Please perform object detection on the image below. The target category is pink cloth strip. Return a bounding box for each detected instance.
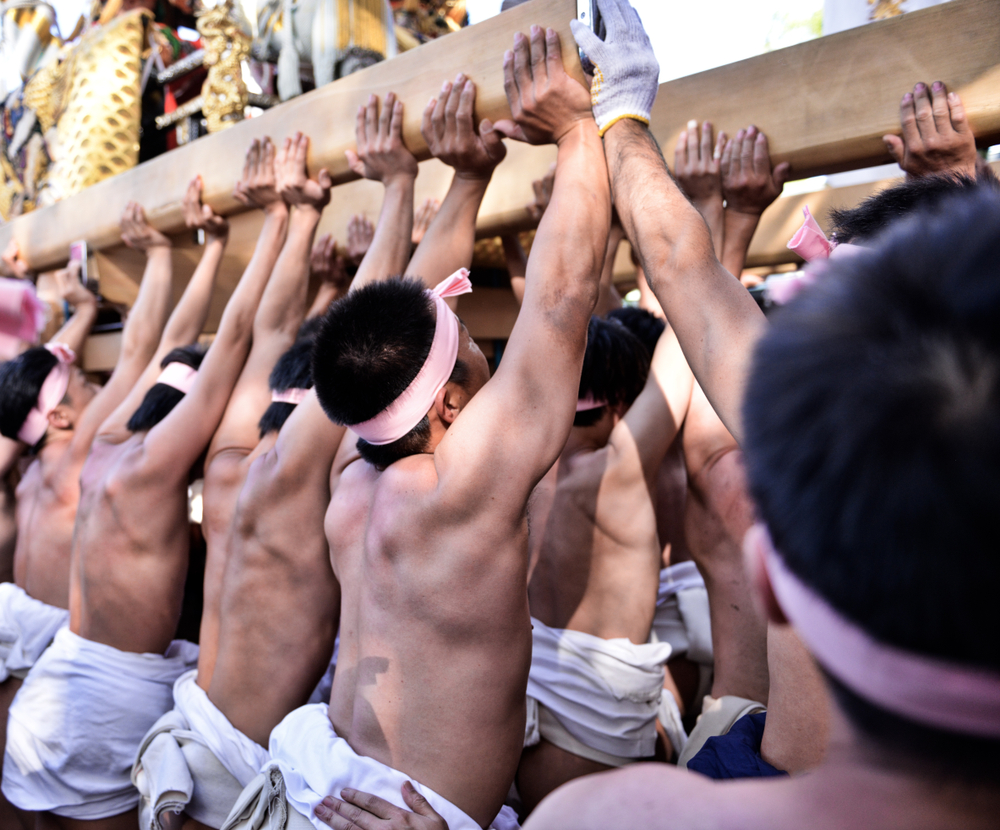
[17,343,76,445]
[765,542,1000,737]
[271,387,309,405]
[575,395,607,412]
[786,206,832,262]
[156,362,198,394]
[352,269,473,446]
[774,208,866,305]
[0,279,47,360]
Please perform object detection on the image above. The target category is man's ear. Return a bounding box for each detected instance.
[47,404,74,432]
[434,383,465,427]
[743,522,789,626]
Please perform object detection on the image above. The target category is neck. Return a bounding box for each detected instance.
[563,421,613,457]
[37,428,73,459]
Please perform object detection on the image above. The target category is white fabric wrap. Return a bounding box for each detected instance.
[0,582,69,682]
[222,704,519,830]
[650,561,713,665]
[2,627,198,819]
[132,669,270,829]
[525,617,672,759]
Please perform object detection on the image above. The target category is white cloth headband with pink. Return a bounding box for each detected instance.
[156,363,198,394]
[18,343,76,445]
[352,270,473,446]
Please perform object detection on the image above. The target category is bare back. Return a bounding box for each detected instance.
[69,435,191,654]
[327,453,532,828]
[13,447,81,609]
[207,440,340,747]
[527,444,661,646]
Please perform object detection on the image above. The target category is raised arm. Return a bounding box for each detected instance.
[609,326,693,488]
[345,92,420,292]
[720,126,789,279]
[305,235,350,318]
[49,260,98,357]
[97,176,230,440]
[67,202,175,458]
[580,0,765,442]
[436,26,609,512]
[674,119,727,259]
[505,165,555,307]
[140,142,316,477]
[406,74,507,288]
[206,133,330,467]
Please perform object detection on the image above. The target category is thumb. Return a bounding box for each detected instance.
[318,169,333,189]
[883,134,904,165]
[772,161,791,190]
[345,149,364,177]
[401,782,438,820]
[480,119,507,162]
[490,119,527,143]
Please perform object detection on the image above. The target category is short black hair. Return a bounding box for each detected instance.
[829,173,997,244]
[574,317,650,427]
[606,306,665,357]
[742,189,1000,776]
[126,344,205,433]
[312,277,469,468]
[0,346,60,448]
[258,336,316,438]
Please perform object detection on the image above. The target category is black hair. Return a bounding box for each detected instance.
[312,277,469,469]
[606,306,665,357]
[574,316,650,428]
[742,189,1000,777]
[126,344,205,433]
[829,173,998,244]
[297,315,324,342]
[258,337,316,438]
[0,347,60,448]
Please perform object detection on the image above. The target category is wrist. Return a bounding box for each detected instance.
[382,172,417,191]
[145,243,172,258]
[453,168,495,184]
[290,204,324,224]
[263,201,289,217]
[555,116,599,148]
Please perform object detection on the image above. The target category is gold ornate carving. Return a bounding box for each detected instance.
[338,0,389,56]
[868,0,906,21]
[47,10,146,200]
[21,57,69,135]
[197,0,250,133]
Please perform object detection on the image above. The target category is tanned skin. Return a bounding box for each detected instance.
[517,328,694,811]
[207,99,423,749]
[321,28,610,828]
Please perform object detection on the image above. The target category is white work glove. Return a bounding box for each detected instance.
[570,0,660,137]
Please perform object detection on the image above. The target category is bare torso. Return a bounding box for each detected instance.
[69,434,191,654]
[656,439,691,568]
[13,444,81,609]
[207,439,340,747]
[326,454,531,828]
[527,445,661,645]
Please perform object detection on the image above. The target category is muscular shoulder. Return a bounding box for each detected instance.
[525,763,730,830]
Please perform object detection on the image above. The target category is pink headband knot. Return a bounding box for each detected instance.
[352,269,473,446]
[271,387,309,405]
[764,540,1000,737]
[156,362,198,394]
[773,207,866,305]
[17,342,77,445]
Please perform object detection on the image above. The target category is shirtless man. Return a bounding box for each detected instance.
[515,316,694,810]
[224,28,611,830]
[132,119,422,828]
[521,2,1000,827]
[1,143,283,830]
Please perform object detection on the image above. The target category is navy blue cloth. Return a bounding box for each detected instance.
[687,712,788,780]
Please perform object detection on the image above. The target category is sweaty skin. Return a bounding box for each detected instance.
[323,27,611,828]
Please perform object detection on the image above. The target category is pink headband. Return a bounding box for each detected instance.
[352,269,473,446]
[576,395,607,412]
[18,342,76,445]
[764,541,1000,737]
[156,362,198,394]
[0,278,47,359]
[772,207,867,305]
[271,387,309,405]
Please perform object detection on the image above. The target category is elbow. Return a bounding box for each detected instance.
[641,214,716,296]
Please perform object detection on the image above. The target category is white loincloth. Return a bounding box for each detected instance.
[649,561,713,665]
[220,704,520,830]
[2,627,198,819]
[524,617,684,763]
[132,669,270,830]
[0,582,69,683]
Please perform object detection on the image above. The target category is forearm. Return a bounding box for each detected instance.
[50,299,98,356]
[306,282,341,319]
[406,173,491,287]
[593,225,625,317]
[253,206,317,337]
[161,236,227,349]
[696,198,725,260]
[721,210,760,278]
[120,247,173,363]
[352,176,415,290]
